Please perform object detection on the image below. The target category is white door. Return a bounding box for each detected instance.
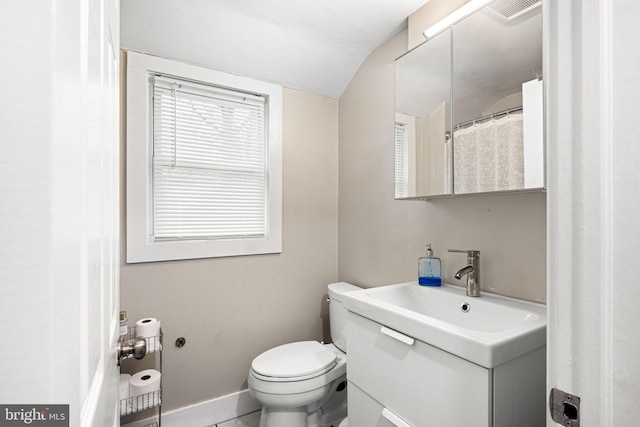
[546,0,640,425]
[0,1,121,426]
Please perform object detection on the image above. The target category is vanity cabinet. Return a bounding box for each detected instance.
[346,312,545,427]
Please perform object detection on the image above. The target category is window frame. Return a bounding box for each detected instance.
[126,51,282,263]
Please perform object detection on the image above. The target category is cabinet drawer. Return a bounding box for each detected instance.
[347,312,490,427]
[348,381,411,427]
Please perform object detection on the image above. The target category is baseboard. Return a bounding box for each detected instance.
[122,389,261,427]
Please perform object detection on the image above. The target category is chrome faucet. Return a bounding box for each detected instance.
[448,249,481,297]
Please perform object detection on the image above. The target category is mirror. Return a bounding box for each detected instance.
[395,28,451,199]
[394,0,543,199]
[452,3,543,195]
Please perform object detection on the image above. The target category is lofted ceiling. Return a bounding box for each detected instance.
[121,0,428,99]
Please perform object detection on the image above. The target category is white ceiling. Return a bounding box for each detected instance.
[121,0,428,99]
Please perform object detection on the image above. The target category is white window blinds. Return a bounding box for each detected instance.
[152,75,267,240]
[394,122,408,198]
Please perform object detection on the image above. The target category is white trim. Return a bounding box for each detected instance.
[125,51,283,263]
[121,389,261,427]
[598,1,614,424]
[546,0,640,424]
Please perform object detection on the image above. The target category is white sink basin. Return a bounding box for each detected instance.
[342,282,546,368]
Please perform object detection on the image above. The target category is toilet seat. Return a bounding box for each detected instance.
[251,341,337,382]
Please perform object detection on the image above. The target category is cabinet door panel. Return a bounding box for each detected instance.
[348,381,404,427]
[347,312,490,427]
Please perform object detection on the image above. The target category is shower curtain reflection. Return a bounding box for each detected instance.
[453,111,524,194]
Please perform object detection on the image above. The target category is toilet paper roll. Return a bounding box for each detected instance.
[136,317,160,337]
[130,369,161,411]
[136,318,161,353]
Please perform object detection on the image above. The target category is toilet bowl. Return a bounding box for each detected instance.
[248,282,360,427]
[248,342,347,426]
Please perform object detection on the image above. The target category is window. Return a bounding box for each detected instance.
[394,113,416,198]
[394,122,408,198]
[126,52,282,263]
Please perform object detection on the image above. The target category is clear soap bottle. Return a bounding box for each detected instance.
[418,243,442,286]
[119,311,129,343]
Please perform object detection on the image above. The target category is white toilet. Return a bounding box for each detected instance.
[248,282,360,427]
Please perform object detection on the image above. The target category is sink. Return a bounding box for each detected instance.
[342,282,546,368]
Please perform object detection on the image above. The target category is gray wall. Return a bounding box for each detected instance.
[337,29,546,303]
[120,82,339,411]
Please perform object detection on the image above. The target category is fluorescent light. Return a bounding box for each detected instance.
[423,0,495,39]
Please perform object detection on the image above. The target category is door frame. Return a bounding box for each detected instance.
[546,0,640,425]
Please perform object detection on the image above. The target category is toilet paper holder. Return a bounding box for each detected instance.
[117,337,147,365]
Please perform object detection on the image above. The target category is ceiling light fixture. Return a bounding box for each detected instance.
[423,0,494,39]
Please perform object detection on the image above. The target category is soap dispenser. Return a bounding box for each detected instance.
[418,243,442,286]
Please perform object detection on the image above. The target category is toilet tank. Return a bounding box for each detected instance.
[328,282,361,352]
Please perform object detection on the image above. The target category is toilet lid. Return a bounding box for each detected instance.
[251,341,337,379]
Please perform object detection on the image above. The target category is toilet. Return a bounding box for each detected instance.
[248,282,360,427]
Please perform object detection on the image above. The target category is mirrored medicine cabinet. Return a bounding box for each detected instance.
[394,0,543,199]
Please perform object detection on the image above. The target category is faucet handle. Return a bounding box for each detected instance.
[447,249,480,257]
